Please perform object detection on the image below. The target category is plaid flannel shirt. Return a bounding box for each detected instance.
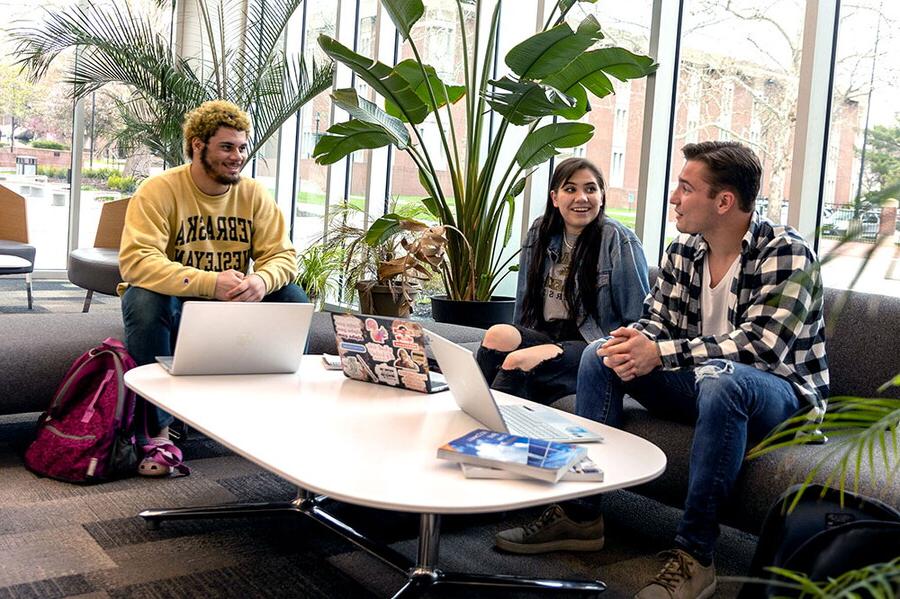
[634,213,829,412]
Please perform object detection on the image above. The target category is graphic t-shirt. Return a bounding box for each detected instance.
[543,236,577,322]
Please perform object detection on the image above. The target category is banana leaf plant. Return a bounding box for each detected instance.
[10,0,334,167]
[313,0,657,301]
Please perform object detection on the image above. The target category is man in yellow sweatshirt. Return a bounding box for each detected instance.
[118,100,307,476]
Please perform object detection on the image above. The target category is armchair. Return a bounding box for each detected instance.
[67,197,130,312]
[0,185,36,310]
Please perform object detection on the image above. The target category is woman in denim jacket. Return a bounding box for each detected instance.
[476,158,650,404]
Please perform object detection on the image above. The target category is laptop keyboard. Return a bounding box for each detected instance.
[499,405,568,440]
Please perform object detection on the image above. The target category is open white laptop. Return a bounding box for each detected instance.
[424,329,602,443]
[155,301,314,375]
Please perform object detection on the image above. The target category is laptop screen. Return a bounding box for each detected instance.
[332,313,434,392]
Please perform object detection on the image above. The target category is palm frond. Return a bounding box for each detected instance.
[247,55,334,163]
[112,96,193,166]
[240,0,302,80]
[758,557,900,598]
[10,0,334,166]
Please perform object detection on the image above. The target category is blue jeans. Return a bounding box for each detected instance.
[122,283,309,439]
[575,338,800,562]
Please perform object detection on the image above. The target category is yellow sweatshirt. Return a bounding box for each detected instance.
[118,164,296,298]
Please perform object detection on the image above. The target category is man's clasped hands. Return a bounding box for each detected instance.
[214,269,267,302]
[598,328,663,382]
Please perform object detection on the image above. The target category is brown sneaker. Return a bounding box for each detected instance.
[635,548,716,599]
[494,504,605,554]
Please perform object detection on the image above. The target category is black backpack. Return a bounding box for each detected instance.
[739,483,900,598]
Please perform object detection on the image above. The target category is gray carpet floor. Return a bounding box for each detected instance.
[0,412,759,599]
[0,278,121,314]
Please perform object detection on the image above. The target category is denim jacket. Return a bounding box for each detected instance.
[513,216,650,342]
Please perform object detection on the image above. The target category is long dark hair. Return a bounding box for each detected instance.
[520,157,607,330]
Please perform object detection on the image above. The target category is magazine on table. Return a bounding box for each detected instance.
[436,428,586,483]
[459,455,604,482]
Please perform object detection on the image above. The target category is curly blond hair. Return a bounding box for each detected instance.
[182,100,252,160]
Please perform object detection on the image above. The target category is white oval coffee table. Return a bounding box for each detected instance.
[126,357,666,596]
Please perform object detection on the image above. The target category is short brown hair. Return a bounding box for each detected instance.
[682,141,762,212]
[182,100,252,160]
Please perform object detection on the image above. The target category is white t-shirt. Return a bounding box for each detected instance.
[701,254,741,337]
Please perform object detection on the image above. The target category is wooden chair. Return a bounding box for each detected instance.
[0,185,36,309]
[67,197,130,312]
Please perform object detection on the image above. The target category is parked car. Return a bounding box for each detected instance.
[823,208,879,240]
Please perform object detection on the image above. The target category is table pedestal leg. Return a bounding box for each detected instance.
[390,514,606,598]
[139,491,311,530]
[139,490,607,595]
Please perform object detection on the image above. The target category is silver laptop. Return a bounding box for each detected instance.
[424,329,602,443]
[156,301,314,375]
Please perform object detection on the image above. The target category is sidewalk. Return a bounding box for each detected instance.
[820,236,900,296]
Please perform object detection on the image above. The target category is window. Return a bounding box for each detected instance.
[292,1,339,251]
[561,1,653,233]
[667,1,807,243]
[820,1,900,297]
[386,0,470,214]
[0,0,168,270]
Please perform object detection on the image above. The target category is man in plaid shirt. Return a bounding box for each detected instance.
[494,142,828,599]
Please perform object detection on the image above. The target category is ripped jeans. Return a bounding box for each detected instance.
[575,339,800,562]
[475,325,586,405]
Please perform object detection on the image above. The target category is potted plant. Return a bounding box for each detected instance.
[295,243,345,309]
[322,202,449,317]
[312,0,657,325]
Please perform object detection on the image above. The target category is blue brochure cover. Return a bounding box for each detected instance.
[437,428,587,483]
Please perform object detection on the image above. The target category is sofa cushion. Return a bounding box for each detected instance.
[0,311,125,416]
[823,287,900,399]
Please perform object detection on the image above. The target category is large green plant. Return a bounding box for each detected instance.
[312,0,657,301]
[10,0,334,167]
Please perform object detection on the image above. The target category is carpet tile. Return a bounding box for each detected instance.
[0,575,96,599]
[216,472,297,504]
[0,280,119,315]
[105,555,375,599]
[0,526,116,587]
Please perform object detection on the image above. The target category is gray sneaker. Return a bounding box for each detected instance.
[494,504,605,554]
[634,549,716,599]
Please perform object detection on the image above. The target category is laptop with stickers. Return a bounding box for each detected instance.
[331,313,448,394]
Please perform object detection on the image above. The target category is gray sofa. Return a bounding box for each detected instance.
[2,291,898,538]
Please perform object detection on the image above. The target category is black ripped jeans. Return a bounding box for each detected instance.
[475,324,587,405]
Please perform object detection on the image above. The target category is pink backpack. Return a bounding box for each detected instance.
[24,338,139,483]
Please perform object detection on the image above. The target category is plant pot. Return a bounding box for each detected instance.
[356,281,419,317]
[430,295,515,329]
